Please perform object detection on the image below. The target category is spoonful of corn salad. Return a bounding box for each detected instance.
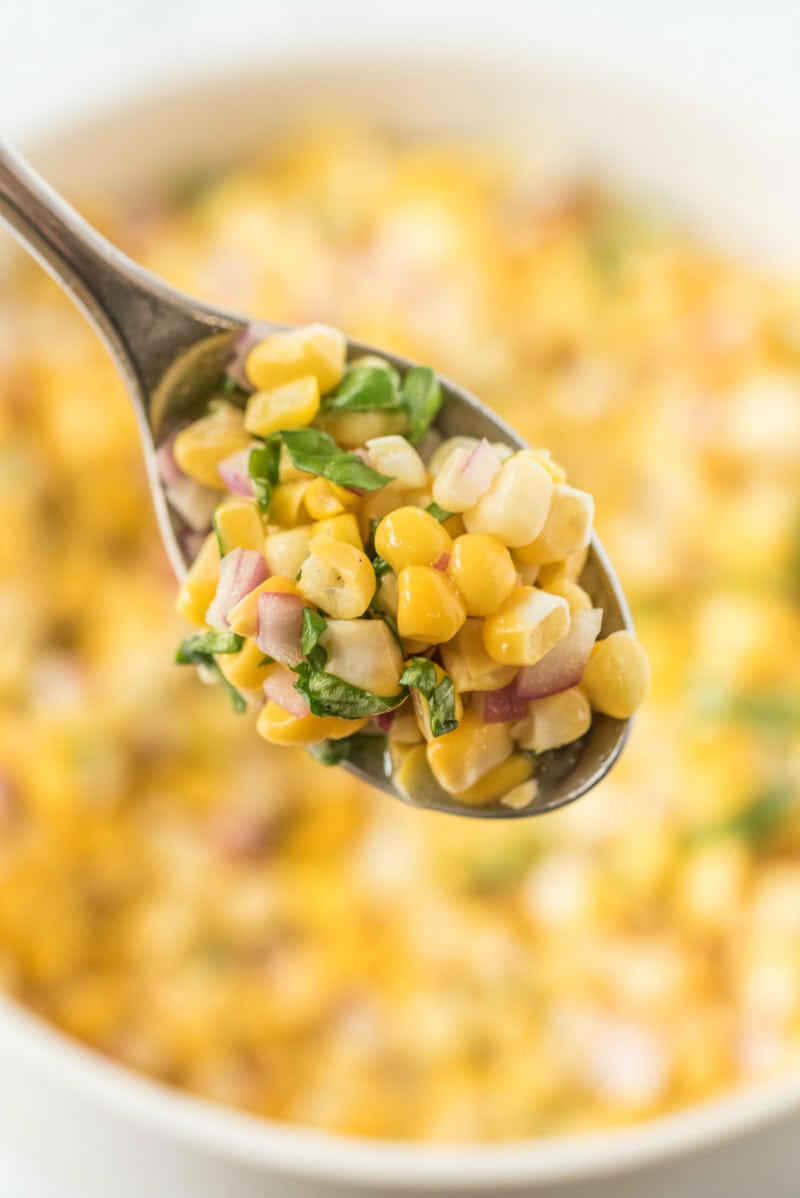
[0,143,647,816]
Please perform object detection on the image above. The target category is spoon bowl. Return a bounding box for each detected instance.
[0,140,634,817]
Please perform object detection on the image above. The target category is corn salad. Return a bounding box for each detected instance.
[170,326,647,809]
[0,125,799,1141]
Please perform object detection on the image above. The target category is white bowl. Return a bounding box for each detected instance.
[1,55,800,1198]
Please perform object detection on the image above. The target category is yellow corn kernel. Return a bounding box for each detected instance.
[463,455,554,547]
[513,686,592,753]
[374,570,399,618]
[440,619,517,692]
[244,376,320,438]
[357,486,401,541]
[426,707,514,794]
[311,512,363,549]
[316,408,408,448]
[297,535,375,619]
[217,638,274,693]
[320,619,404,696]
[392,743,440,801]
[173,402,252,489]
[365,435,427,488]
[447,533,517,617]
[538,546,589,586]
[540,574,594,612]
[175,533,219,626]
[374,507,452,572]
[245,323,346,394]
[410,663,464,741]
[402,485,434,510]
[483,586,571,665]
[304,477,356,520]
[264,526,314,577]
[396,566,466,644]
[581,630,650,719]
[514,484,594,565]
[442,512,466,538]
[212,498,265,554]
[269,480,311,527]
[458,753,534,806]
[277,442,308,482]
[228,576,301,637]
[517,448,568,484]
[256,701,368,746]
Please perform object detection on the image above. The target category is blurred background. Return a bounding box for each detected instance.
[1,2,799,1196]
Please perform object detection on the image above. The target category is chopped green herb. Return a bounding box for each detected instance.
[372,555,392,577]
[277,428,393,491]
[308,731,388,767]
[301,609,328,669]
[221,374,240,396]
[175,631,247,714]
[321,366,402,414]
[292,662,405,719]
[249,443,281,512]
[425,502,453,523]
[400,366,442,444]
[399,657,459,738]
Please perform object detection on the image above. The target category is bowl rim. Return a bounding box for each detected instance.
[4,50,800,1188]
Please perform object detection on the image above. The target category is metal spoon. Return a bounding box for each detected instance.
[0,140,634,819]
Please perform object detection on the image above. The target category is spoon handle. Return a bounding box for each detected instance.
[0,141,240,413]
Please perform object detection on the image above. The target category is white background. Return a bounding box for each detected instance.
[1,1,799,1193]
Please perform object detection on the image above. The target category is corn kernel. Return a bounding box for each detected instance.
[264,526,313,577]
[458,753,534,806]
[244,376,320,438]
[483,586,571,665]
[426,708,514,794]
[440,619,517,692]
[212,499,265,554]
[447,534,517,616]
[245,323,346,394]
[175,533,220,626]
[515,484,594,564]
[297,535,375,619]
[396,566,466,644]
[217,638,274,693]
[513,686,592,752]
[311,512,363,549]
[320,619,404,695]
[431,444,500,512]
[374,570,399,618]
[538,547,589,586]
[517,448,568,483]
[256,701,368,746]
[581,630,650,718]
[228,576,301,637]
[427,436,478,474]
[268,480,311,527]
[540,575,594,612]
[365,435,427,488]
[173,402,252,489]
[374,507,452,572]
[316,408,408,448]
[357,486,402,541]
[304,477,356,520]
[463,455,554,547]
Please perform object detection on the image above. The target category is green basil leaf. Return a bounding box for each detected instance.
[278,428,392,492]
[175,631,244,662]
[372,555,392,577]
[307,731,388,767]
[425,502,453,523]
[321,366,402,414]
[249,443,280,512]
[399,656,459,738]
[293,662,405,719]
[400,366,442,444]
[301,608,328,669]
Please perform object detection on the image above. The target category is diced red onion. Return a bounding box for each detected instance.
[263,667,310,718]
[375,710,396,733]
[165,474,219,532]
[480,685,530,724]
[155,432,181,486]
[514,608,603,700]
[218,447,255,497]
[225,322,272,392]
[206,548,268,631]
[433,552,451,572]
[255,592,306,666]
[459,437,501,494]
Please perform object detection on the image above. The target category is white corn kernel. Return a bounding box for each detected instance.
[514,686,592,753]
[365,435,427,488]
[463,455,554,547]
